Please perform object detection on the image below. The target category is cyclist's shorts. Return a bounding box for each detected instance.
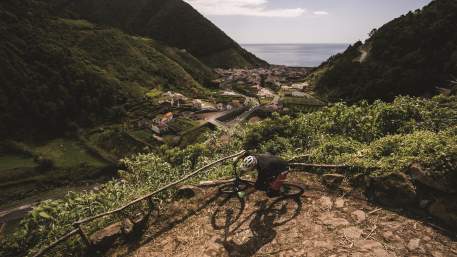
[269,171,288,191]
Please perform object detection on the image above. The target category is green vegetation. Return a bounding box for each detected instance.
[2,95,456,256]
[243,95,457,179]
[32,139,107,168]
[0,137,113,207]
[312,0,457,103]
[51,0,267,68]
[0,155,36,172]
[0,1,214,139]
[86,127,147,159]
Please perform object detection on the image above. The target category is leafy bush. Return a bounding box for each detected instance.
[0,135,243,256]
[3,95,457,256]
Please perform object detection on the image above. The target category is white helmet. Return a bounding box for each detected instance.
[242,156,257,170]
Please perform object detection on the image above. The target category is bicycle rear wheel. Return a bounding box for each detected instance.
[219,180,250,194]
[280,183,304,197]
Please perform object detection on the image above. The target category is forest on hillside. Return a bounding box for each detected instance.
[0,1,215,139]
[314,0,457,103]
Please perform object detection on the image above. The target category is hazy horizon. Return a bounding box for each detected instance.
[184,0,433,44]
[242,43,349,66]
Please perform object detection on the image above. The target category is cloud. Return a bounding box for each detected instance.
[184,0,306,18]
[313,11,329,16]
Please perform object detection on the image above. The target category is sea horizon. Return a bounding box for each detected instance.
[242,43,350,67]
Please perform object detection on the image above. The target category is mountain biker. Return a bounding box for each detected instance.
[236,152,289,197]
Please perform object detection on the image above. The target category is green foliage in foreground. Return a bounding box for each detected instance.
[0,141,241,257]
[244,95,457,180]
[2,96,457,256]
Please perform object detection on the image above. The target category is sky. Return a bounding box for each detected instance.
[184,0,433,44]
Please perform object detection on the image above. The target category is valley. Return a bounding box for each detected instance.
[0,65,324,232]
[1,0,457,256]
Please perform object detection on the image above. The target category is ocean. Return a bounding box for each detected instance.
[242,43,349,67]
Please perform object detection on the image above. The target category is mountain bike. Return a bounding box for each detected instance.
[218,162,304,198]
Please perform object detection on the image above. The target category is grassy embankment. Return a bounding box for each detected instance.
[2,95,457,257]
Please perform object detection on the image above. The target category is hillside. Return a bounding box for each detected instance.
[311,0,457,103]
[0,0,215,138]
[49,0,268,69]
[2,94,457,257]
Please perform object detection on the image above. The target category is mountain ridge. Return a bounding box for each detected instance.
[0,0,217,138]
[49,0,268,69]
[311,0,457,103]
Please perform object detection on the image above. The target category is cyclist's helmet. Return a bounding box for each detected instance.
[242,155,257,170]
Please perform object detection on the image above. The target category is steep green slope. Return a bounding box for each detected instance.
[312,0,457,103]
[2,95,457,257]
[0,0,212,138]
[50,0,268,68]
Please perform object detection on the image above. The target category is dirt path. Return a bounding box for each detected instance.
[114,173,457,257]
[358,49,368,63]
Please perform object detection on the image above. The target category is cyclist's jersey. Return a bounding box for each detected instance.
[254,154,289,190]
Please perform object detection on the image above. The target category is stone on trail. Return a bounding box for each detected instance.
[382,231,394,241]
[351,210,367,223]
[356,239,383,251]
[431,251,445,257]
[175,185,203,199]
[313,240,334,250]
[369,172,417,207]
[335,198,345,208]
[355,239,392,257]
[372,248,392,257]
[90,219,134,250]
[319,212,350,227]
[322,173,345,189]
[341,226,363,239]
[408,163,456,194]
[319,196,333,209]
[407,238,421,251]
[427,199,457,230]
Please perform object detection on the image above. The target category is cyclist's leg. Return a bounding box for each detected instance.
[255,172,269,191]
[270,171,288,191]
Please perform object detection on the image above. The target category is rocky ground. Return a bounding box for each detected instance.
[109,173,457,257]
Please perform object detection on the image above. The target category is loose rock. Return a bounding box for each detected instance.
[356,240,383,251]
[407,239,420,251]
[319,196,333,209]
[341,226,363,239]
[319,213,349,227]
[408,163,456,193]
[369,172,417,207]
[322,173,345,189]
[427,199,457,230]
[351,210,367,223]
[335,198,345,208]
[382,231,393,240]
[431,251,445,257]
[175,185,203,199]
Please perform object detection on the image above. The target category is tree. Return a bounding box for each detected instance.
[369,28,378,38]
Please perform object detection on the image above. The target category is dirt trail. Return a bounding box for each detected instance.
[113,173,457,257]
[358,49,368,63]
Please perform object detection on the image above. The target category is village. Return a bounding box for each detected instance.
[124,66,326,148]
